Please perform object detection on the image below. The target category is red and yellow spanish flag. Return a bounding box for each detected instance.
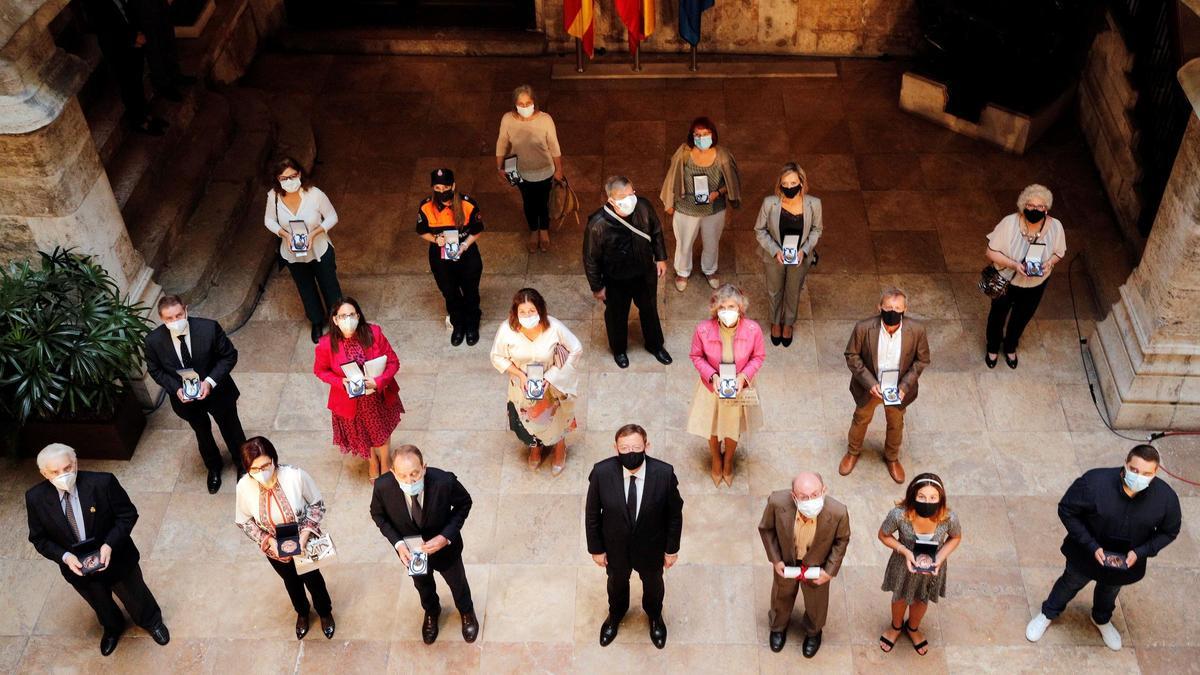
[564,0,595,58]
[616,0,656,54]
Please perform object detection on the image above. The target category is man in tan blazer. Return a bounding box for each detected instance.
[759,472,850,658]
[840,287,931,483]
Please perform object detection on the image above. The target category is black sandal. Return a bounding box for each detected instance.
[879,622,902,652]
[905,621,928,655]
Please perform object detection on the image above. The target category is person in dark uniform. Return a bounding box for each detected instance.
[417,168,485,347]
[80,0,166,135]
[128,0,195,101]
[582,175,673,369]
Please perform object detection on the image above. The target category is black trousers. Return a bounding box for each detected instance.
[268,556,332,616]
[517,177,553,231]
[411,556,474,615]
[429,246,483,331]
[71,562,163,634]
[986,281,1047,354]
[603,272,665,354]
[287,247,343,327]
[129,0,181,90]
[1041,563,1122,625]
[606,562,665,620]
[172,391,246,473]
[95,34,148,122]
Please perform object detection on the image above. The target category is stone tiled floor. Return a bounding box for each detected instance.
[3,53,1200,673]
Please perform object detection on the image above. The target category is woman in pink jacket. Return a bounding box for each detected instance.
[687,283,766,486]
[313,297,403,481]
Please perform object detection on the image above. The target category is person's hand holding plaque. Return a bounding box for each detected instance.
[421,535,449,555]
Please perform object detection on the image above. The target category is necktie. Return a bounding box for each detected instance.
[62,492,81,543]
[410,494,423,527]
[178,335,193,367]
[626,475,637,523]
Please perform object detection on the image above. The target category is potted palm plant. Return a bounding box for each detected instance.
[0,248,151,460]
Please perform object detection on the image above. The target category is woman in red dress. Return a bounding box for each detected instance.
[313,297,404,480]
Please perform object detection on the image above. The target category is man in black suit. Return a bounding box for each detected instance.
[26,444,169,656]
[80,0,167,135]
[144,294,246,493]
[585,423,684,649]
[370,444,479,645]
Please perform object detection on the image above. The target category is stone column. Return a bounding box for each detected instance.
[1088,56,1200,429]
[2,1,161,403]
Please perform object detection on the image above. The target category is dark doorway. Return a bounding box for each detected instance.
[286,0,536,30]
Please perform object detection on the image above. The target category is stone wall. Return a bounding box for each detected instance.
[1078,12,1144,249]
[535,0,920,57]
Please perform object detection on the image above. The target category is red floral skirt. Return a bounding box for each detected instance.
[332,392,404,459]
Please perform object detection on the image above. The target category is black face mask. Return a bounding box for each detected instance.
[618,451,646,471]
[1023,208,1046,224]
[914,501,940,518]
[780,185,802,199]
[880,309,903,327]
[436,190,454,204]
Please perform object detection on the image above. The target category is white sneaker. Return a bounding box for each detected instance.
[1025,613,1052,642]
[1092,619,1122,651]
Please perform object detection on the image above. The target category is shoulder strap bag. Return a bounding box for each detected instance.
[602,206,652,242]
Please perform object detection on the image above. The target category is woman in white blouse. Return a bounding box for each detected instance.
[264,156,343,344]
[489,288,583,475]
[983,184,1066,369]
[235,436,335,640]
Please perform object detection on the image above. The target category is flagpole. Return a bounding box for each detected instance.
[633,46,641,72]
[575,38,585,73]
[689,44,698,72]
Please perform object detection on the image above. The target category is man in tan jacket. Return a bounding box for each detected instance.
[840,287,931,483]
[758,472,851,659]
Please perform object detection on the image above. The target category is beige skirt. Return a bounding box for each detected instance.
[685,380,761,442]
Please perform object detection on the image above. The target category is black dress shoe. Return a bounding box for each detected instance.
[422,611,440,644]
[319,614,335,639]
[100,630,122,656]
[461,611,479,643]
[802,631,822,658]
[1004,353,1018,369]
[650,348,673,365]
[296,613,310,640]
[599,615,620,646]
[465,328,479,346]
[311,323,323,344]
[781,334,793,348]
[649,616,667,649]
[769,630,787,652]
[613,353,629,369]
[770,334,782,346]
[450,328,465,346]
[985,353,998,369]
[207,470,222,494]
[150,623,170,645]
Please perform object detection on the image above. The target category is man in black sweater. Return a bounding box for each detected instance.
[1025,444,1182,651]
[583,175,672,369]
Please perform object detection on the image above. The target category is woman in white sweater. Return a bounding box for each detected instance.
[489,288,583,475]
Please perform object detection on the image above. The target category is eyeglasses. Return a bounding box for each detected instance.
[335,313,358,321]
[278,174,300,181]
[248,463,274,474]
[794,490,823,501]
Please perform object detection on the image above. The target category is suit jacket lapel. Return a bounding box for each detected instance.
[780,499,797,563]
[45,484,74,542]
[78,476,96,539]
[802,197,813,245]
[613,463,632,527]
[866,321,881,374]
[900,322,914,373]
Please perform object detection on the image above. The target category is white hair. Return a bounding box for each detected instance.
[709,283,750,318]
[37,443,77,471]
[604,175,631,198]
[1016,184,1053,211]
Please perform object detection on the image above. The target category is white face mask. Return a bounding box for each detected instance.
[398,477,425,497]
[165,317,188,335]
[518,314,541,329]
[614,195,638,216]
[516,104,535,118]
[251,466,275,486]
[795,495,825,519]
[717,309,740,327]
[280,177,302,193]
[50,471,77,492]
[338,317,359,334]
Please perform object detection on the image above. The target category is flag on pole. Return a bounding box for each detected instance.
[565,0,595,57]
[679,0,714,47]
[615,0,657,54]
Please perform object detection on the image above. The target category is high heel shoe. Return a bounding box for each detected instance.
[985,353,998,369]
[770,324,782,346]
[781,327,794,348]
[1004,353,1018,369]
[527,444,543,470]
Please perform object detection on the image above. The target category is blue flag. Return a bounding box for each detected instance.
[679,0,715,47]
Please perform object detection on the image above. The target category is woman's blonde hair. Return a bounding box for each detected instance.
[708,283,749,318]
[773,162,807,200]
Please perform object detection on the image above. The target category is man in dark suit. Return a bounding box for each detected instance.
[370,444,479,645]
[144,294,246,493]
[840,287,931,483]
[585,423,684,649]
[758,472,851,658]
[26,444,169,656]
[80,0,167,135]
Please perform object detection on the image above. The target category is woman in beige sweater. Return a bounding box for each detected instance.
[496,85,564,252]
